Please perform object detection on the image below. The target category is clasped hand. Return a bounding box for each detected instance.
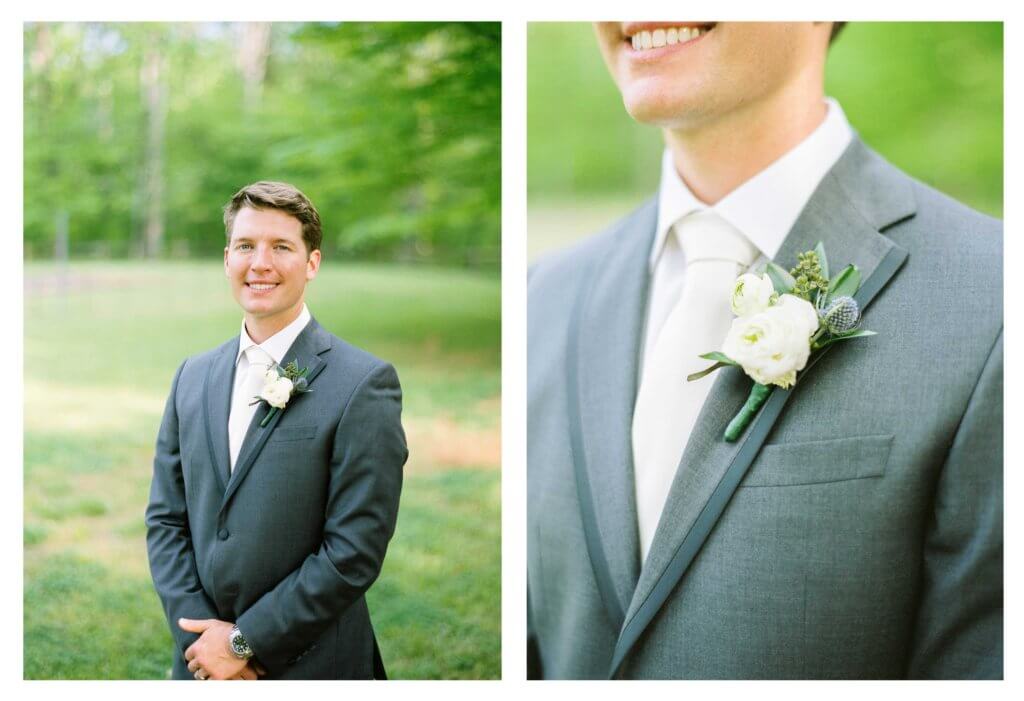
[179,618,265,680]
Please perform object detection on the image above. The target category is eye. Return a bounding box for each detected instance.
[237,242,252,251]
[275,244,292,251]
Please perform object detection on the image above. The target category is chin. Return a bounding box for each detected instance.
[621,85,710,128]
[238,297,275,317]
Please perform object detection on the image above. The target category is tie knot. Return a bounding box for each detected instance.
[244,345,273,369]
[675,210,759,268]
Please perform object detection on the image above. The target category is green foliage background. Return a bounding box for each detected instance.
[24,22,500,267]
[527,22,1002,257]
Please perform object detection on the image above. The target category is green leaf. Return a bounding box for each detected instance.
[687,362,730,382]
[814,241,829,281]
[815,329,876,350]
[765,262,796,295]
[698,351,739,365]
[828,264,861,300]
[834,329,876,339]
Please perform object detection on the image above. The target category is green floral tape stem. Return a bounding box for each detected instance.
[260,406,279,428]
[724,383,773,442]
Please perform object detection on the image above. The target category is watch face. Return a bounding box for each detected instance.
[231,630,251,657]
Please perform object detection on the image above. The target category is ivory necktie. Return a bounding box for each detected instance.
[228,345,274,472]
[632,210,759,563]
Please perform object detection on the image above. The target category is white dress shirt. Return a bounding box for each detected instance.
[228,304,312,470]
[641,98,854,373]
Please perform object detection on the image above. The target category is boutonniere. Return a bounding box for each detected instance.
[250,360,312,427]
[688,242,875,442]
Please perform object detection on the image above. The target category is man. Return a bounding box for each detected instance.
[527,22,1002,679]
[146,181,407,680]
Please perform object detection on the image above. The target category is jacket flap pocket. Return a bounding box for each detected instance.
[742,434,894,487]
[271,424,318,442]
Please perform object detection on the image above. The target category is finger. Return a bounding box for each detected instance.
[187,658,201,674]
[238,667,257,680]
[253,662,267,676]
[184,644,196,662]
[178,617,213,633]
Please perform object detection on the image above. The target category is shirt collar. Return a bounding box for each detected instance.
[651,97,854,271]
[235,303,312,366]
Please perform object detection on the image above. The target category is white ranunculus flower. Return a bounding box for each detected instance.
[260,376,294,409]
[730,272,775,317]
[264,367,280,384]
[722,294,820,389]
[774,293,821,337]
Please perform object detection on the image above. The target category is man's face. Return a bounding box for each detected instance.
[593,22,826,129]
[224,206,320,325]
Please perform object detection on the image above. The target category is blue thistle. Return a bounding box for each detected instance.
[821,296,860,334]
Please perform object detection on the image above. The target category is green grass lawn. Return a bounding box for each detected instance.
[23,260,501,679]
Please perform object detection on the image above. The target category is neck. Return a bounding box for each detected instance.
[663,71,827,205]
[244,302,303,345]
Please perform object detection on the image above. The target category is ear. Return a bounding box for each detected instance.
[224,245,230,276]
[306,249,322,281]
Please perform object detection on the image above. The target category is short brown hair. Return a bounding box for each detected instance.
[223,181,323,254]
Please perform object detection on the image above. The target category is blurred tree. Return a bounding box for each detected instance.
[140,31,168,258]
[23,22,501,268]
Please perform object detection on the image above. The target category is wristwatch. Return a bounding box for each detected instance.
[228,625,254,660]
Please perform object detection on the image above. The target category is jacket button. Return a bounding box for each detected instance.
[218,529,229,540]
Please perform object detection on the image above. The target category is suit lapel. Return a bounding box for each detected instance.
[568,198,657,629]
[609,138,916,677]
[220,318,332,512]
[203,341,237,494]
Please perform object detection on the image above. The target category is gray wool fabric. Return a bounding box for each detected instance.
[146,318,407,679]
[526,138,1003,679]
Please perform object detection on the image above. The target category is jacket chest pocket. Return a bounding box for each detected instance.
[270,425,318,442]
[741,434,894,487]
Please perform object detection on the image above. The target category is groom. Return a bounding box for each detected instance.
[527,22,1002,679]
[146,181,407,680]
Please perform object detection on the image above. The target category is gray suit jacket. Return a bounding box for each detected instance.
[527,138,1003,679]
[146,317,407,679]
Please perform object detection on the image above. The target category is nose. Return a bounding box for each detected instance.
[251,243,273,271]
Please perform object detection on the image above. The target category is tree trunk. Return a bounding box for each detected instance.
[140,41,167,258]
[238,23,272,113]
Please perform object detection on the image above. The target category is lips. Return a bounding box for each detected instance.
[621,22,716,56]
[246,282,279,294]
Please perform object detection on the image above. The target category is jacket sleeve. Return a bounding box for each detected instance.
[235,361,407,670]
[906,330,1003,679]
[145,359,221,658]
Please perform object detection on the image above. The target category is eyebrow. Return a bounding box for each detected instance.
[232,237,297,245]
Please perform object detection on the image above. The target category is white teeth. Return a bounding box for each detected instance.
[630,26,707,52]
[249,284,276,290]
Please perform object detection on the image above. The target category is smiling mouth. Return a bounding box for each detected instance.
[625,23,716,52]
[246,282,279,293]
